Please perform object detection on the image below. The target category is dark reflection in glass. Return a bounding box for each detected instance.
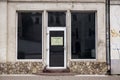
[17,12,42,59]
[48,12,66,27]
[71,12,96,59]
[50,31,64,67]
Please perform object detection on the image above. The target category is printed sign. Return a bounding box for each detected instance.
[51,37,63,46]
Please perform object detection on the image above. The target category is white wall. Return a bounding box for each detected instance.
[0,1,7,62]
[110,6,120,59]
[110,5,120,74]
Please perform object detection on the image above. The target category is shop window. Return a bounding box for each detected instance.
[17,12,42,59]
[71,12,96,59]
[48,12,66,27]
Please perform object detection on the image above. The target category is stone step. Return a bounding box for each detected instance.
[42,66,70,73]
[43,69,70,73]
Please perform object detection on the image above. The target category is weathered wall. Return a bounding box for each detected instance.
[0,0,7,62]
[110,6,120,60]
[110,1,120,74]
[111,0,120,5]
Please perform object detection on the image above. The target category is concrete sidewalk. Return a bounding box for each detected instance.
[0,75,120,80]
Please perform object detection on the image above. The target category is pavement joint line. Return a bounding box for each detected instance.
[0,74,109,77]
[74,75,108,77]
[0,74,38,76]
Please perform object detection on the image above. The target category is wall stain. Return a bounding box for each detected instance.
[111,29,120,37]
[98,40,104,47]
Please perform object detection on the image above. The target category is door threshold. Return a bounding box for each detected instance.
[35,73,77,76]
[43,67,70,73]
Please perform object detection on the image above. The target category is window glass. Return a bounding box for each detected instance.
[48,12,66,27]
[17,12,42,59]
[71,12,96,59]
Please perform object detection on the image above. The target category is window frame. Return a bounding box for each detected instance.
[16,11,43,61]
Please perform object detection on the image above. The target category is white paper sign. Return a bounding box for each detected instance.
[51,37,63,46]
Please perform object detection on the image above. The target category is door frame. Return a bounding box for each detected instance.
[47,27,66,69]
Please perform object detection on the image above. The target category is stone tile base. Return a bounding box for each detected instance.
[0,61,108,74]
[69,61,108,74]
[0,62,43,74]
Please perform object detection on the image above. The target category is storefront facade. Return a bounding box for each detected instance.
[0,0,108,74]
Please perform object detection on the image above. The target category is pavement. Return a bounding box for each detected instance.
[0,74,120,80]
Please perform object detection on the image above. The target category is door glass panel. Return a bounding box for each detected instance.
[71,12,96,59]
[48,12,66,27]
[49,31,64,67]
[17,12,42,59]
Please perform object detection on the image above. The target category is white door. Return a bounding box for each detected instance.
[47,27,66,69]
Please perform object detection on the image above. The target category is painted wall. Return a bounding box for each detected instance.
[110,5,120,74]
[110,6,120,59]
[0,1,7,62]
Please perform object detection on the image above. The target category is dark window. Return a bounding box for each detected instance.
[71,12,96,59]
[17,12,42,59]
[48,12,66,27]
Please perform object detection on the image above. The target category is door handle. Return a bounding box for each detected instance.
[63,47,66,50]
[46,49,49,51]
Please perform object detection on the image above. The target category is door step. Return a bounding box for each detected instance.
[35,67,77,76]
[35,73,76,76]
[43,69,70,73]
[43,67,70,73]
